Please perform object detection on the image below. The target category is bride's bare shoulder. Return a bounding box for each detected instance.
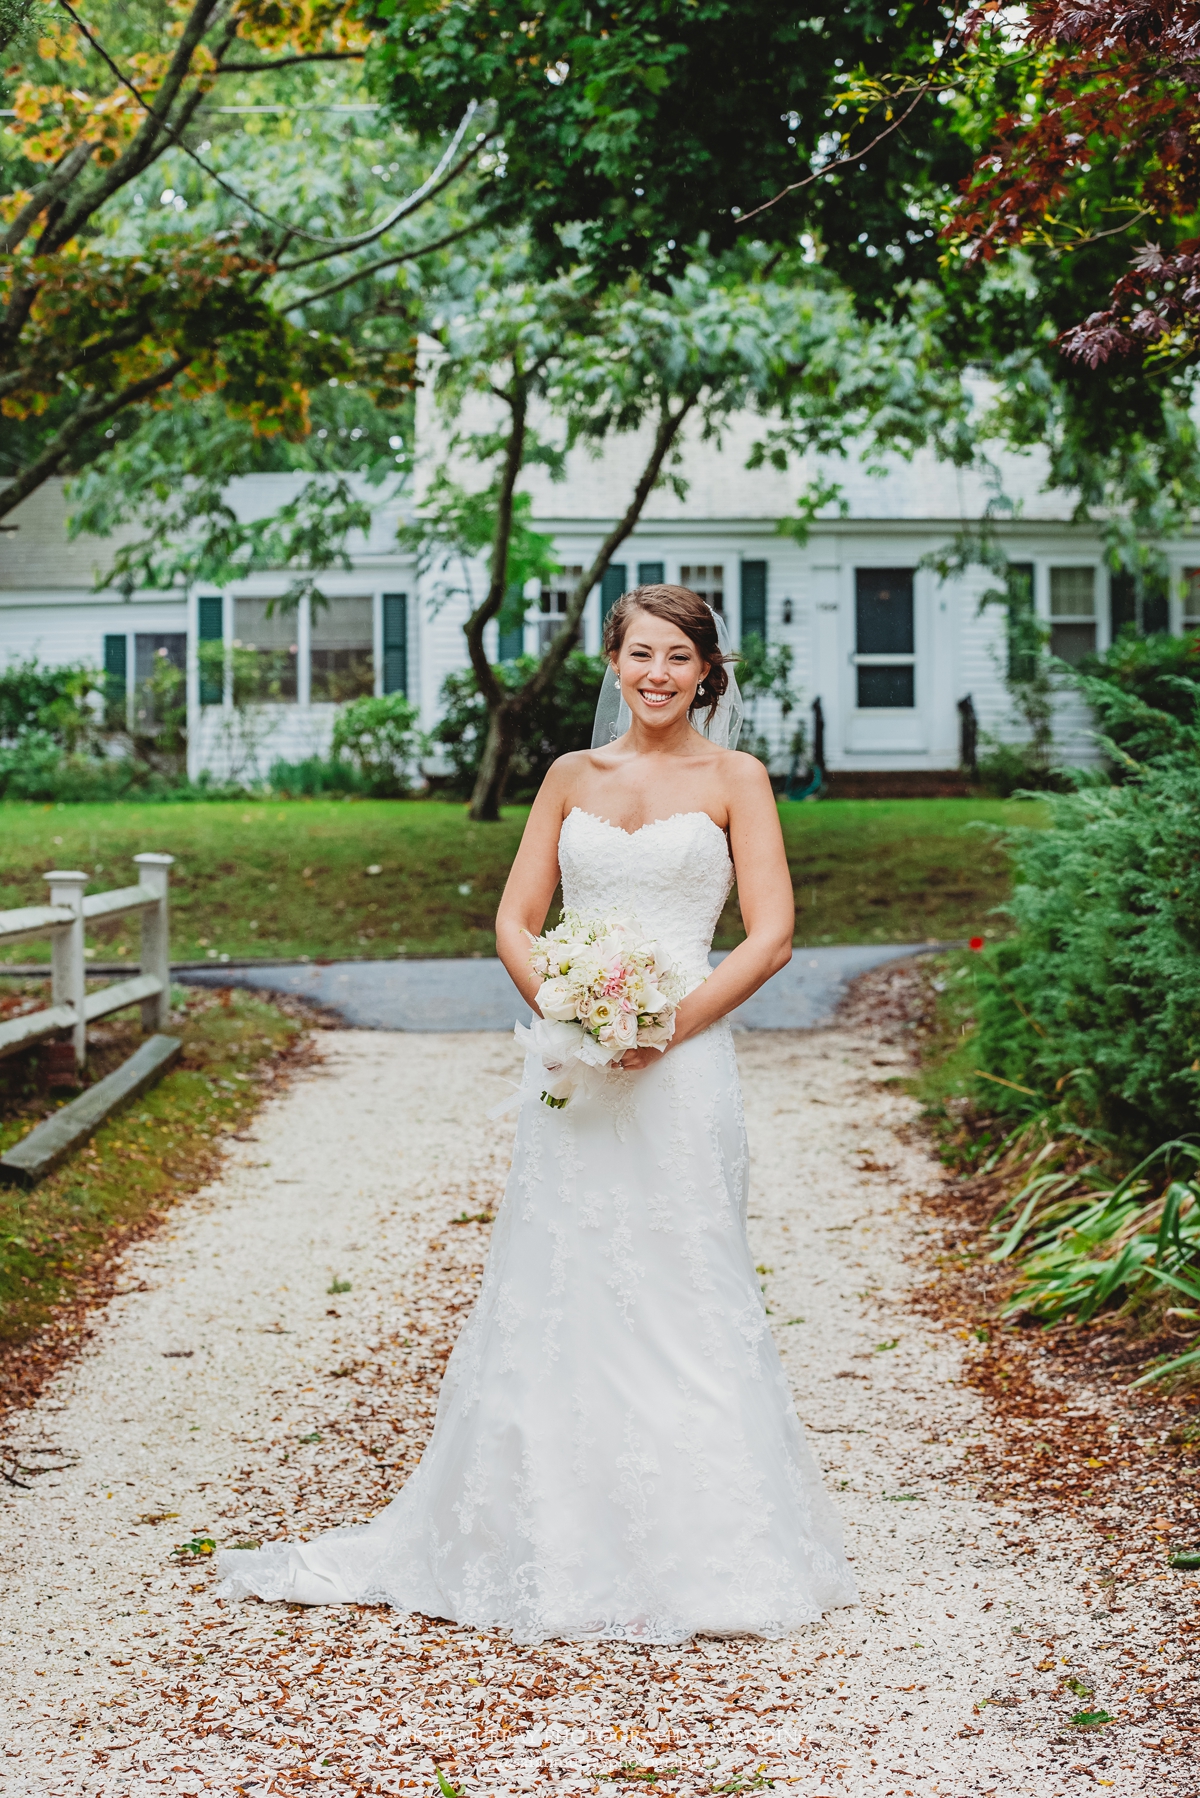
[715,749,776,812]
[551,746,625,781]
[717,747,773,786]
[535,748,614,812]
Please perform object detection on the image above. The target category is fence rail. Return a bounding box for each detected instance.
[0,854,173,1066]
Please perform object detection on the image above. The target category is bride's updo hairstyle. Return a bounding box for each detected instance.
[602,584,730,729]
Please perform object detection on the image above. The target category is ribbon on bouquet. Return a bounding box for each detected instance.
[488,1016,633,1117]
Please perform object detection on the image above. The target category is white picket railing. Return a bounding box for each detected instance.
[0,853,174,1067]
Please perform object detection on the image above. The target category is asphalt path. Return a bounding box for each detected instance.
[180,943,942,1032]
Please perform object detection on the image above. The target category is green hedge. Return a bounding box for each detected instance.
[972,739,1200,1151]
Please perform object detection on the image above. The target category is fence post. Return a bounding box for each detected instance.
[134,853,174,1032]
[46,871,88,1068]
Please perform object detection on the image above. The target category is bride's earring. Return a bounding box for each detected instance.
[696,682,705,697]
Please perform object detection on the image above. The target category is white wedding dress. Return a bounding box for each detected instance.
[218,809,858,1641]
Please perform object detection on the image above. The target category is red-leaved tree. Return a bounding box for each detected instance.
[954,0,1200,366]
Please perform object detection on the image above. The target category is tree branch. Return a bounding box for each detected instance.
[0,314,171,403]
[216,50,365,72]
[736,83,933,227]
[521,395,699,706]
[283,221,480,309]
[268,119,490,263]
[41,3,485,264]
[0,358,189,523]
[0,140,96,255]
[45,0,234,253]
[463,375,528,711]
[0,279,41,359]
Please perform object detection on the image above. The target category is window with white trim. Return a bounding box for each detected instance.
[538,566,584,654]
[1183,568,1200,633]
[680,564,724,615]
[311,596,373,702]
[1048,567,1096,665]
[233,596,298,702]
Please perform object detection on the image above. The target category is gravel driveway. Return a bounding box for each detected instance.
[0,1022,1186,1796]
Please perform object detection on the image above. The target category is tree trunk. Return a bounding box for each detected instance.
[469,698,522,822]
[465,395,698,819]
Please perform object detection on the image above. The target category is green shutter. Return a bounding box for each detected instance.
[1111,568,1169,638]
[636,561,664,586]
[601,564,627,623]
[382,593,408,695]
[741,560,767,644]
[197,595,223,706]
[498,581,525,661]
[1005,563,1037,683]
[103,635,127,722]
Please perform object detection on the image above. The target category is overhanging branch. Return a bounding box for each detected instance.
[217,51,365,73]
[50,0,487,256]
[736,83,933,227]
[0,357,189,523]
[283,221,480,307]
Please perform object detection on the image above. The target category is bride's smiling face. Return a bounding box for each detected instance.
[613,609,710,730]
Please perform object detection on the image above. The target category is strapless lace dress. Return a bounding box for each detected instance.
[218,809,858,1641]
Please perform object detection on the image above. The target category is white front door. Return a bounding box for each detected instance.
[841,566,928,755]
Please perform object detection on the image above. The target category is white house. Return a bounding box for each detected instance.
[4,417,1200,785]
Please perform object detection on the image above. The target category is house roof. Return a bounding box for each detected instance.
[0,474,413,595]
[512,407,1073,527]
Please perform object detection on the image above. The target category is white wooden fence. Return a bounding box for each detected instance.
[0,854,174,1067]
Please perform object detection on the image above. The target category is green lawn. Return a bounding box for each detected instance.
[770,796,1045,948]
[0,796,1045,963]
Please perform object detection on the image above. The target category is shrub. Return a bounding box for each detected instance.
[330,692,421,796]
[1075,632,1200,768]
[0,658,100,753]
[975,738,1071,798]
[430,651,606,800]
[971,740,1200,1151]
[1082,627,1200,744]
[267,755,368,798]
[0,733,182,802]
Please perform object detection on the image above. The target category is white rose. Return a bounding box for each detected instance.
[537,977,579,1022]
[587,996,617,1029]
[637,1016,674,1051]
[611,1008,638,1049]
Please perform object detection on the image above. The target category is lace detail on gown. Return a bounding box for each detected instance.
[217,809,859,1642]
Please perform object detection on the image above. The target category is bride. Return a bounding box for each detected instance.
[219,582,858,1641]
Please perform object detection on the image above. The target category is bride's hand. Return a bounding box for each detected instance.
[616,1045,664,1071]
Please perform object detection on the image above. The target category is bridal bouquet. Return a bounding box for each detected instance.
[521,913,687,1107]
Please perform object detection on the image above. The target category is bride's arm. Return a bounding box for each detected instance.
[620,755,793,1068]
[494,761,574,1012]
